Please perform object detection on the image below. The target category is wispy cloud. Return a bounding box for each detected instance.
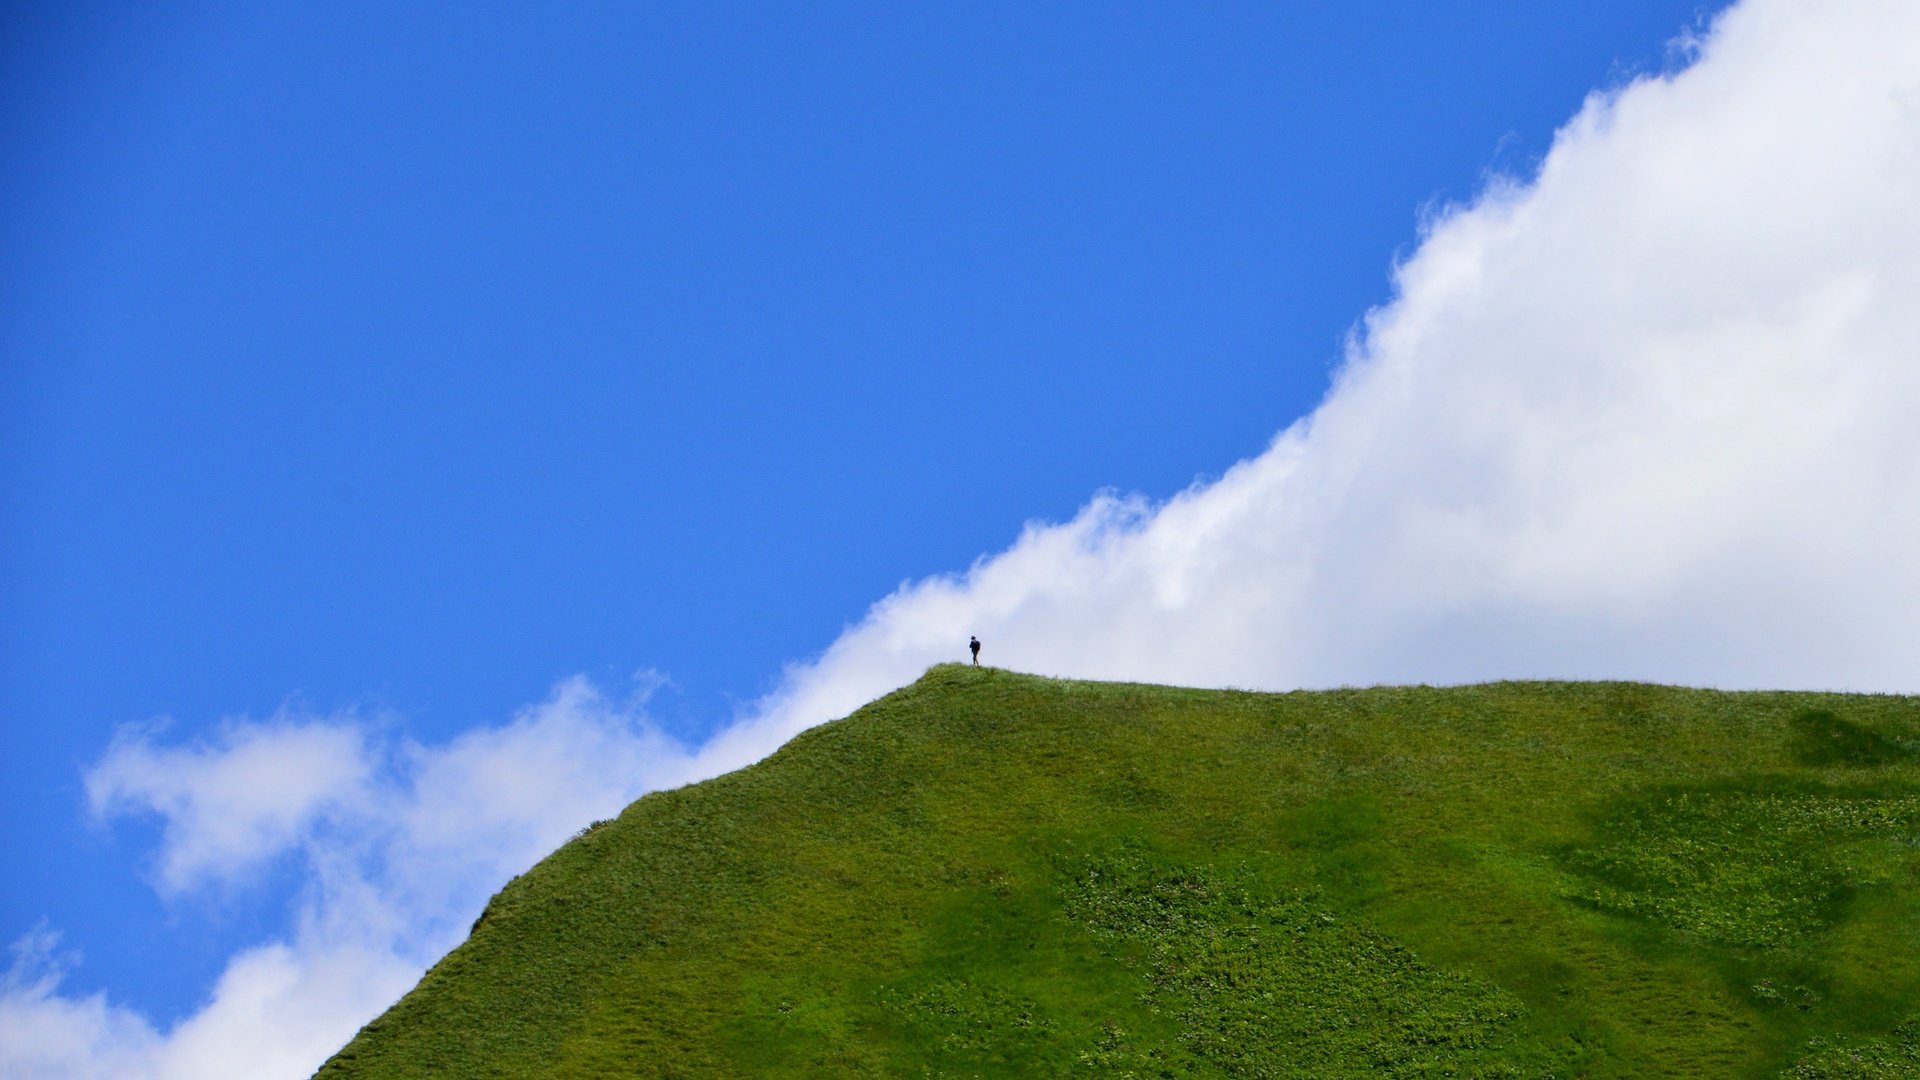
[4,678,687,1079]
[85,717,377,895]
[9,0,1920,1074]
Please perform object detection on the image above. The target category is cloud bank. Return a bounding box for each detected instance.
[9,0,1920,1074]
[719,0,1920,774]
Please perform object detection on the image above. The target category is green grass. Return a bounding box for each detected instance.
[317,667,1920,1078]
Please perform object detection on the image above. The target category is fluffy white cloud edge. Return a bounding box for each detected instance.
[10,0,1920,1074]
[722,0,1920,746]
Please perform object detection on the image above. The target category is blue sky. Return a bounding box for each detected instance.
[36,2,1920,1073]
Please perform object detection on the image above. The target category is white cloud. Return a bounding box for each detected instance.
[709,0,1920,777]
[0,929,160,1080]
[3,677,685,1079]
[11,0,1920,1074]
[85,717,376,895]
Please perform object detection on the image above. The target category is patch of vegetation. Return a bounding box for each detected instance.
[1560,785,1920,948]
[1792,709,1917,768]
[1056,842,1545,1077]
[874,977,1054,1055]
[1784,1020,1920,1079]
[316,668,1920,1078]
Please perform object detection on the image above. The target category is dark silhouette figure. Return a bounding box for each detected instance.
[969,636,981,666]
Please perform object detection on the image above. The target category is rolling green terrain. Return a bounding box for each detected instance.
[319,667,1920,1078]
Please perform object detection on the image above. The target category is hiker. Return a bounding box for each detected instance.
[969,636,981,666]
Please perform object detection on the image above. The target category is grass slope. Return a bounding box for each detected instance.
[319,667,1920,1078]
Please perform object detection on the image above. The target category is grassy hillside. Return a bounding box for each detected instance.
[318,667,1920,1078]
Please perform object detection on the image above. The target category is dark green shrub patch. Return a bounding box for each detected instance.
[1560,785,1920,948]
[1791,709,1917,769]
[1057,842,1548,1078]
[1784,1019,1920,1079]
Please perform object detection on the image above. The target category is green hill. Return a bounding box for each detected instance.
[318,666,1920,1078]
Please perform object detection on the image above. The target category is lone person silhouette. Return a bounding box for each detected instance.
[969,636,982,667]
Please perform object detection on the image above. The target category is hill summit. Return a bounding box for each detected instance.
[319,666,1920,1077]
